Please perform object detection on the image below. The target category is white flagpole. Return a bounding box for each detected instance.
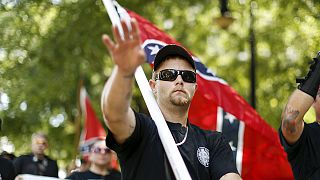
[102,0,192,179]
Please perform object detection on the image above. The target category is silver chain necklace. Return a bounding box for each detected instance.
[175,126,188,146]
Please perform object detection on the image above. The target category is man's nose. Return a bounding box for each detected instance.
[175,75,184,84]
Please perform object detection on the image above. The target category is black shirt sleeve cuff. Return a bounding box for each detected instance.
[105,111,142,158]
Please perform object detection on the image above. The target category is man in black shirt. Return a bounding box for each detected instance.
[67,140,121,180]
[101,18,241,180]
[13,132,58,177]
[280,52,320,180]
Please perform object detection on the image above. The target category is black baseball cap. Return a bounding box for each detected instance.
[153,44,195,71]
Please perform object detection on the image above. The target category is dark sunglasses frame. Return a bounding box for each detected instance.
[155,69,196,83]
[91,147,111,154]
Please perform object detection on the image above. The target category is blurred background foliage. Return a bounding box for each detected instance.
[0,0,319,172]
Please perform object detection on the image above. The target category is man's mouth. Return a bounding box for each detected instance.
[173,89,186,94]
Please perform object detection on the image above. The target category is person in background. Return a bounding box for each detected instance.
[66,140,121,180]
[280,52,320,180]
[0,118,16,180]
[13,132,58,177]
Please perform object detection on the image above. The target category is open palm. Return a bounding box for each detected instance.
[102,19,145,76]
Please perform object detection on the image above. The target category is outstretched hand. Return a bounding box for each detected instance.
[102,18,145,76]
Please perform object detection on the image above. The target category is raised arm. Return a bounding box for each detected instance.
[101,19,145,144]
[281,52,320,144]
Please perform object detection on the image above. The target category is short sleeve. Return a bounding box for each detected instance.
[279,124,306,161]
[210,132,239,180]
[105,111,156,159]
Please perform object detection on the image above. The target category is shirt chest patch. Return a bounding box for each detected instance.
[197,147,209,167]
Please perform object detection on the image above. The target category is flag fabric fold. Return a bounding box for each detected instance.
[113,5,293,179]
[79,87,106,160]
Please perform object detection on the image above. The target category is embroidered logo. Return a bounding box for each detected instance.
[197,147,209,167]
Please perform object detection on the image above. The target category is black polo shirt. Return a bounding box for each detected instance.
[279,122,320,180]
[106,112,238,180]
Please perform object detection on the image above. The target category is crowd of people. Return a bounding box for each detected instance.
[0,132,120,180]
[1,19,319,180]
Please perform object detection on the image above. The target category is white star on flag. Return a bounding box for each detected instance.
[148,45,161,55]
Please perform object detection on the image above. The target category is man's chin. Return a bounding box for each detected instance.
[171,98,190,106]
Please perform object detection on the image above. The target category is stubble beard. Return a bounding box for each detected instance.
[170,94,190,106]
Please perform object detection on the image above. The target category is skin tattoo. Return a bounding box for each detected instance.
[282,105,300,134]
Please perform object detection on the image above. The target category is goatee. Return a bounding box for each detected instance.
[170,96,190,106]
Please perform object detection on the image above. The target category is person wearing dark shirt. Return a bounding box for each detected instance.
[13,132,58,177]
[0,119,16,180]
[101,19,241,180]
[67,140,121,180]
[279,52,320,180]
[0,157,16,180]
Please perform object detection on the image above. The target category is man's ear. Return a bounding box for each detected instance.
[149,79,157,94]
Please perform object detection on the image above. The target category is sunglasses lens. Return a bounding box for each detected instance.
[92,147,111,154]
[182,71,196,83]
[159,69,177,81]
[158,69,196,83]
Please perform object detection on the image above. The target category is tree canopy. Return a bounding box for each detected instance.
[1,0,319,169]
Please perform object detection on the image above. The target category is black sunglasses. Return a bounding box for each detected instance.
[155,69,196,83]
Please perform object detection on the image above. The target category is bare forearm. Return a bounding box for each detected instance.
[101,66,137,143]
[281,89,314,144]
[102,66,134,121]
[101,19,144,143]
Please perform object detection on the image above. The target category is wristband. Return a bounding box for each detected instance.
[296,52,320,99]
